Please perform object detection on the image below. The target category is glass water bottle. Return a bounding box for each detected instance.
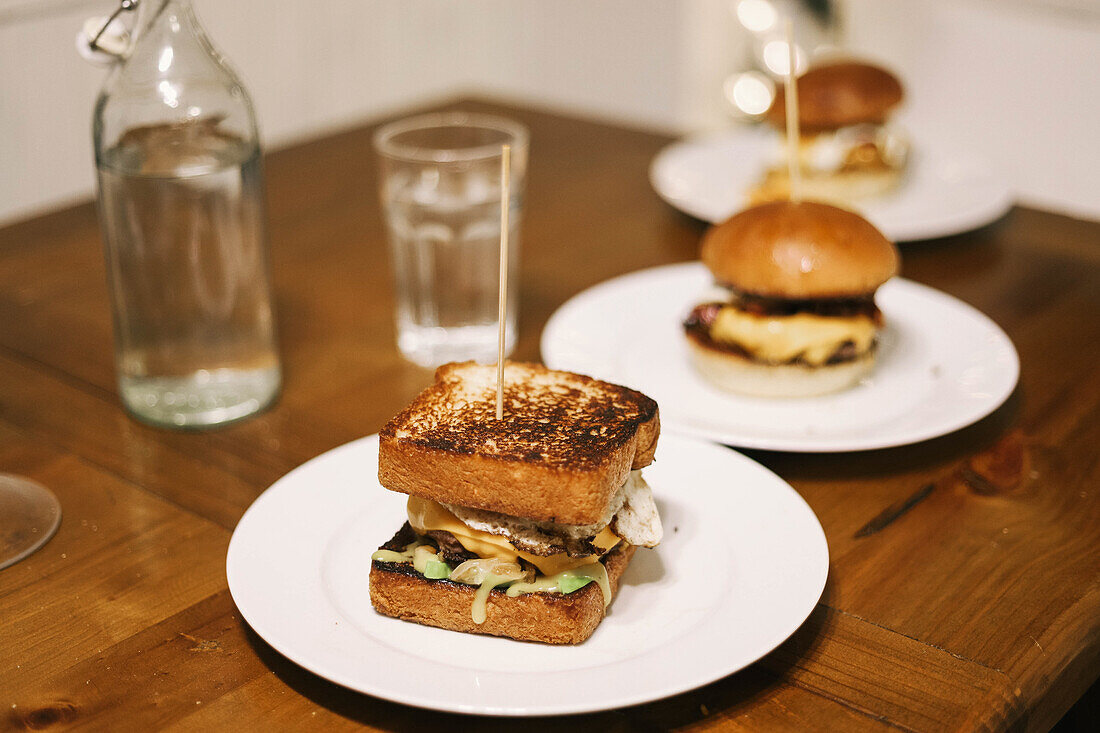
[92,0,280,428]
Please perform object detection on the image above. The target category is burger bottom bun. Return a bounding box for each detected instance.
[686,338,876,398]
[748,166,903,209]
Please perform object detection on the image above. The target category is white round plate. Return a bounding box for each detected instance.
[227,433,828,716]
[649,125,1013,242]
[541,263,1019,453]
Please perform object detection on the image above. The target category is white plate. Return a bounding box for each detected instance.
[649,125,1013,242]
[541,263,1019,453]
[227,433,828,716]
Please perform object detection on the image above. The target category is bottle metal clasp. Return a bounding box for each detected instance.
[76,0,141,66]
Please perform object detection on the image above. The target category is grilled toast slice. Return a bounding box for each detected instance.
[378,361,659,525]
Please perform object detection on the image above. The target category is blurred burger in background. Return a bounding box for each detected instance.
[749,59,910,207]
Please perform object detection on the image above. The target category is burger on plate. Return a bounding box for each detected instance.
[749,60,909,207]
[683,200,899,397]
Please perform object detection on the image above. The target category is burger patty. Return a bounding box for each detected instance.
[374,523,625,590]
[381,524,602,570]
[717,291,883,321]
[684,302,872,366]
[424,530,482,566]
[376,522,478,567]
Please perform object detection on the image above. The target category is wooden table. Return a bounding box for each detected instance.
[1,99,1097,732]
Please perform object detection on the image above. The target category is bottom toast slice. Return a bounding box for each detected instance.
[369,534,636,645]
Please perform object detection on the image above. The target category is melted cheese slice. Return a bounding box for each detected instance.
[407,496,621,576]
[711,307,876,365]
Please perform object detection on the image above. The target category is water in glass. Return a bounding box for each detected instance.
[384,169,519,366]
[96,122,280,427]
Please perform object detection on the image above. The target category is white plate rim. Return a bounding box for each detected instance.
[541,262,1019,453]
[648,126,1014,242]
[226,433,829,716]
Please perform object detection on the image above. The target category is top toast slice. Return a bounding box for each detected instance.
[378,361,660,525]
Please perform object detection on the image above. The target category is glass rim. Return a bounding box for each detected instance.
[372,112,528,164]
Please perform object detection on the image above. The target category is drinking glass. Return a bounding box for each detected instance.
[374,113,528,367]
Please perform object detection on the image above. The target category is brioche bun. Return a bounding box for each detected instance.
[766,61,903,132]
[686,335,876,398]
[701,201,898,299]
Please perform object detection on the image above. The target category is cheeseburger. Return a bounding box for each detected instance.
[750,60,909,207]
[683,201,899,397]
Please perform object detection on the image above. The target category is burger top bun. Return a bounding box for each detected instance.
[701,201,899,299]
[766,60,904,132]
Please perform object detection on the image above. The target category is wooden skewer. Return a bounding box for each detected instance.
[495,143,511,420]
[784,18,803,204]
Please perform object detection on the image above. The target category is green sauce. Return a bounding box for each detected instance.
[370,549,410,563]
[372,536,613,623]
[505,562,611,607]
[370,540,424,564]
[471,574,511,624]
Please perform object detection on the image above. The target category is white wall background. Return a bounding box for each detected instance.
[841,0,1100,220]
[0,0,461,224]
[0,0,1097,225]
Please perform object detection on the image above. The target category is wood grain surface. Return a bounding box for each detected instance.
[1,98,1098,732]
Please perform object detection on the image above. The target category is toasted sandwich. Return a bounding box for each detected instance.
[369,361,662,644]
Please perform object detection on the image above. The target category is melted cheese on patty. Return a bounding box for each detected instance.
[710,306,876,365]
[407,496,621,576]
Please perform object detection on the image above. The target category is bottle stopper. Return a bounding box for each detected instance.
[75,0,140,65]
